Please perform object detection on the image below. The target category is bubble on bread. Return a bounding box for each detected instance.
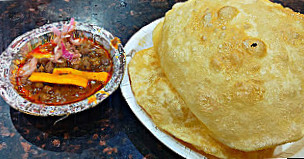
[153,0,304,151]
[128,47,275,158]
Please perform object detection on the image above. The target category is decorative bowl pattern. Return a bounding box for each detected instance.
[0,21,125,116]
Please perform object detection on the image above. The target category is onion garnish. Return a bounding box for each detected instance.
[50,18,79,62]
[61,42,75,61]
[51,26,61,37]
[17,58,38,77]
[69,37,81,45]
[52,45,64,63]
[18,18,79,77]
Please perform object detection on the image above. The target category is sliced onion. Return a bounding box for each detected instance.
[67,18,76,32]
[61,42,75,61]
[18,58,38,77]
[51,26,61,37]
[53,45,62,62]
[50,18,77,63]
[69,37,81,45]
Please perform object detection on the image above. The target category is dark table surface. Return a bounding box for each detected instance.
[0,0,302,159]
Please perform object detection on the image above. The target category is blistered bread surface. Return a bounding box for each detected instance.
[153,0,304,151]
[128,48,274,158]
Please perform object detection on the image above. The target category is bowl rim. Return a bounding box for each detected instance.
[0,20,126,116]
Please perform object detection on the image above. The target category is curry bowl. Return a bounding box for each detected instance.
[0,20,125,116]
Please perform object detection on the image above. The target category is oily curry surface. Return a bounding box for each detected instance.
[14,38,112,105]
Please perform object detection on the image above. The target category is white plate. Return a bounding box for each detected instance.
[120,18,206,159]
[120,18,304,158]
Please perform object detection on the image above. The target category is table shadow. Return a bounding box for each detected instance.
[10,91,120,154]
[271,0,304,13]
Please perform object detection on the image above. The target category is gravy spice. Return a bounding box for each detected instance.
[14,18,112,105]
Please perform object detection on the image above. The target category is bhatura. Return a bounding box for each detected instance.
[129,0,304,158]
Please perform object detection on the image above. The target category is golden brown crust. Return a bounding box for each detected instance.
[128,47,275,158]
[153,0,304,151]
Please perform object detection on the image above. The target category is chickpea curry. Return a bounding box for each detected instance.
[14,18,113,105]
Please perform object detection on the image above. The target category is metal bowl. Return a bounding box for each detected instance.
[0,20,125,116]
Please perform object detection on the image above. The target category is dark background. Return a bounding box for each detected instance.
[0,0,301,158]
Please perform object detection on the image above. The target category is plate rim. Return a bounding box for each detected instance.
[120,18,206,159]
[120,16,304,158]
